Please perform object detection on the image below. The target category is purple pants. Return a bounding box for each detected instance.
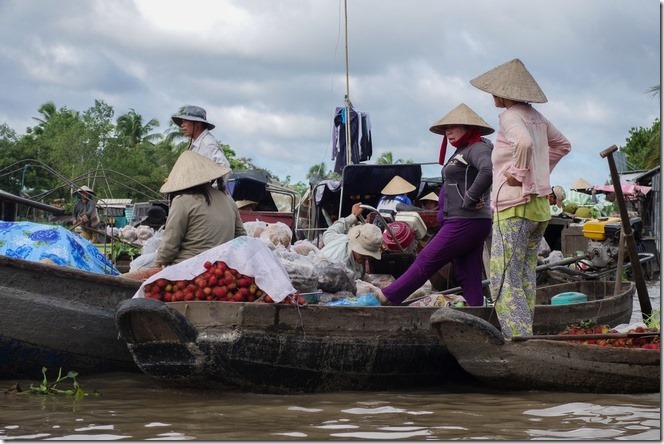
[382,218,492,306]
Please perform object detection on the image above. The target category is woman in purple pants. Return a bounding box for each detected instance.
[377,103,494,306]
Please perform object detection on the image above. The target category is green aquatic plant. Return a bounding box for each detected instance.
[6,367,100,399]
[644,309,660,330]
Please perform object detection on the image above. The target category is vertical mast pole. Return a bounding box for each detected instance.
[344,0,352,167]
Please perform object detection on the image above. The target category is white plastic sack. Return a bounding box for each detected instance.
[133,236,297,302]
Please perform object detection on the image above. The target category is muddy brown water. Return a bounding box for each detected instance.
[1,282,659,441]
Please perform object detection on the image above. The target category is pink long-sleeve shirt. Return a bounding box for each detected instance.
[490,103,571,213]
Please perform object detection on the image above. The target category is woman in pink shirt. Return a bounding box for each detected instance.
[470,59,571,338]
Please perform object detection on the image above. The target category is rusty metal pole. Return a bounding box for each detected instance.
[599,145,652,320]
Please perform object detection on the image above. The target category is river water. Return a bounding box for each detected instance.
[1,282,660,441]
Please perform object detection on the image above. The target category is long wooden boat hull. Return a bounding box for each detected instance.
[430,306,660,393]
[115,281,635,393]
[0,255,142,379]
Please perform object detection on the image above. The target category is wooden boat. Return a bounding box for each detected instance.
[114,280,636,393]
[0,254,142,379]
[429,305,660,393]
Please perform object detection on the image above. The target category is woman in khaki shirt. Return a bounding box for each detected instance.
[155,151,246,267]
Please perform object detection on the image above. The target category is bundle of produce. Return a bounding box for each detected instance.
[143,260,268,302]
[558,320,660,350]
[134,236,297,303]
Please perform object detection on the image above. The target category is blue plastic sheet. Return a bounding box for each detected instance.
[325,294,381,306]
[0,221,119,275]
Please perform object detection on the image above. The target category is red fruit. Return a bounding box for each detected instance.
[203,287,212,295]
[208,275,219,286]
[222,274,233,286]
[217,262,228,272]
[233,293,244,302]
[184,292,195,301]
[203,261,213,269]
[163,292,173,302]
[212,286,227,299]
[263,295,273,303]
[194,277,206,288]
[633,326,646,333]
[155,278,169,289]
[173,290,184,301]
[297,296,306,305]
[195,289,205,300]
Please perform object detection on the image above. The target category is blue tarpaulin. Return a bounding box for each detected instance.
[0,221,119,275]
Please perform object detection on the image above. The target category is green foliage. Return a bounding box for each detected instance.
[375,151,413,165]
[620,118,660,171]
[644,309,660,330]
[5,367,100,399]
[111,241,142,262]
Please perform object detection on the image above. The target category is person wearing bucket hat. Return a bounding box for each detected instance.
[470,58,572,337]
[171,105,231,186]
[320,202,382,280]
[71,185,101,242]
[377,103,494,307]
[155,151,246,267]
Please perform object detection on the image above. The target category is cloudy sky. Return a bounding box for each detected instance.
[0,0,660,190]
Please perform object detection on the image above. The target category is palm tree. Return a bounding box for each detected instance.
[375,151,413,165]
[29,101,57,135]
[116,109,160,147]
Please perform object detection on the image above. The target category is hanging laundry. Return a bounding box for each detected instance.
[331,107,372,174]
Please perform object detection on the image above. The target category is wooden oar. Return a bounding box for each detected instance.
[512,331,660,342]
[600,144,652,320]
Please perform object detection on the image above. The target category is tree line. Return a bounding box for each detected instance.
[0,97,658,212]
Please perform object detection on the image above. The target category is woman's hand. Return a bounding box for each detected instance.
[504,173,522,187]
[377,289,393,306]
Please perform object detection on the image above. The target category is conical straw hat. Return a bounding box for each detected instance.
[470,58,548,103]
[417,191,439,202]
[235,200,257,209]
[75,185,96,195]
[381,175,416,195]
[430,103,494,136]
[160,150,231,193]
[570,178,593,190]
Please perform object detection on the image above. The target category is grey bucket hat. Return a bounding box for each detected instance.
[171,105,215,130]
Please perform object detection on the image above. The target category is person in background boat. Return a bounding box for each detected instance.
[155,151,246,267]
[377,103,494,307]
[71,185,101,243]
[235,200,258,211]
[547,185,566,216]
[320,202,383,280]
[416,192,439,211]
[376,176,420,216]
[470,58,572,337]
[171,105,232,188]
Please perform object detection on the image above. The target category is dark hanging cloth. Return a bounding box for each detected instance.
[332,107,372,174]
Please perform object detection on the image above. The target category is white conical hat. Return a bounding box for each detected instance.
[417,191,439,202]
[235,200,257,209]
[75,185,96,195]
[570,178,593,190]
[470,58,548,103]
[429,103,494,136]
[160,150,231,193]
[381,175,416,195]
